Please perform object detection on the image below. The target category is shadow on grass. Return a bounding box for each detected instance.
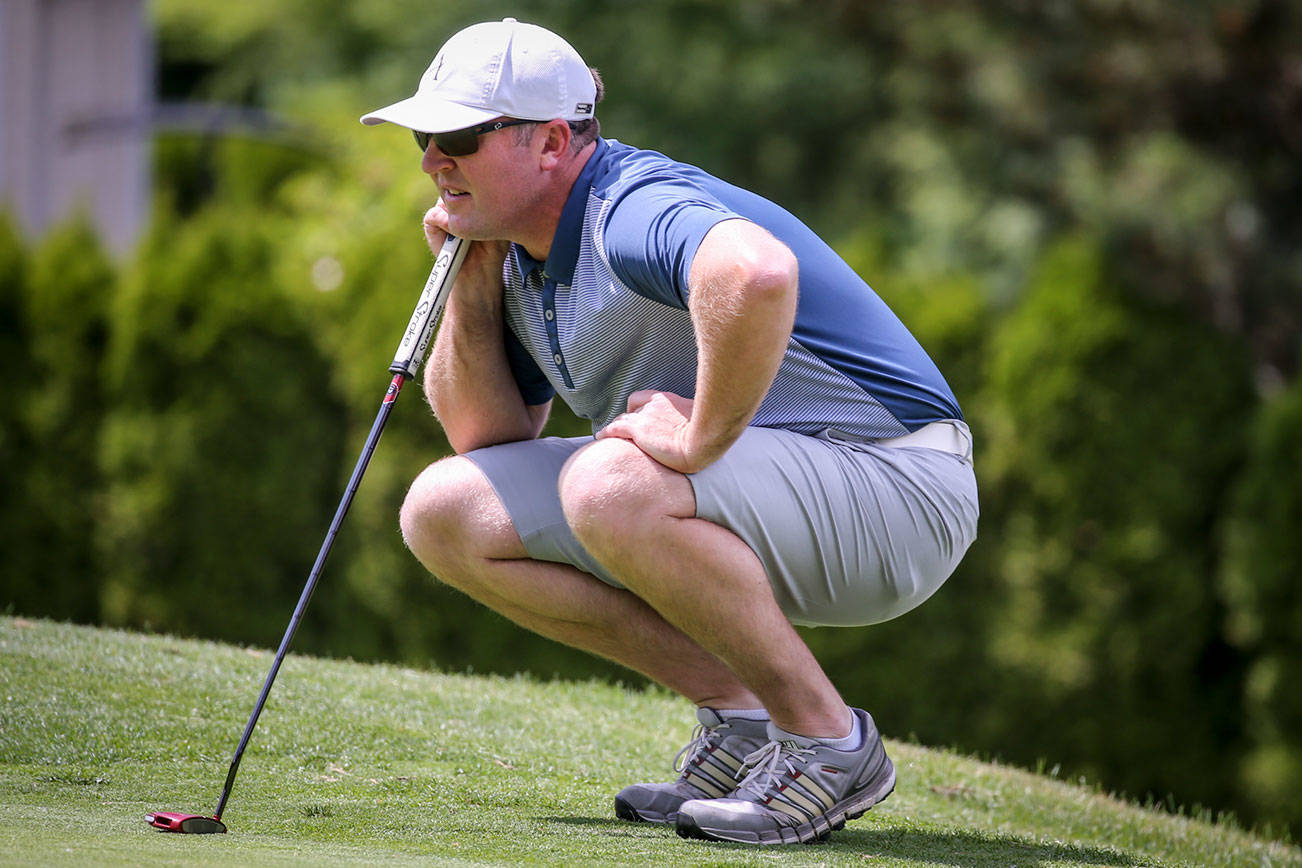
[541,816,1138,866]
[836,826,1138,866]
[541,815,666,841]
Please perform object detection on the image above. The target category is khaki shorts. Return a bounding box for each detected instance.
[465,423,978,627]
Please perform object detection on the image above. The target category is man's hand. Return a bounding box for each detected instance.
[422,202,547,451]
[424,203,510,295]
[598,222,797,476]
[597,390,717,474]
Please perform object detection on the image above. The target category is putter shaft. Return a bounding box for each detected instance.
[215,372,408,820]
[210,236,466,823]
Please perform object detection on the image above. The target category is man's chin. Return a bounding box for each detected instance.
[446,222,508,244]
[444,214,478,237]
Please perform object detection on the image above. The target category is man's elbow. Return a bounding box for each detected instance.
[438,401,550,454]
[739,242,799,311]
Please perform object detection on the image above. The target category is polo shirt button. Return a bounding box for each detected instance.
[545,309,554,321]
[553,353,563,365]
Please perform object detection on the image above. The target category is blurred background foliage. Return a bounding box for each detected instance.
[2,0,1299,839]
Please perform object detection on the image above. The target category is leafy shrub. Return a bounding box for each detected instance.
[0,221,113,622]
[976,234,1254,813]
[1221,378,1302,833]
[0,216,34,613]
[96,204,348,645]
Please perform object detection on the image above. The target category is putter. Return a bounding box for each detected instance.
[146,234,469,835]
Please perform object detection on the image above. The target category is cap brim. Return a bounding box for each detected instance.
[360,94,500,133]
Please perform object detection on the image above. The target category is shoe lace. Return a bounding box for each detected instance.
[673,721,730,774]
[735,739,817,800]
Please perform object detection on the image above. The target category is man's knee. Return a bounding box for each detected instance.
[399,456,521,574]
[558,438,693,551]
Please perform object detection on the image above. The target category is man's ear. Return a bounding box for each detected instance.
[538,120,573,170]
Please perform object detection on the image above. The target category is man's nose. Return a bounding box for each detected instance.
[421,144,454,174]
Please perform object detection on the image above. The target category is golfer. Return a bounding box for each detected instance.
[364,18,978,845]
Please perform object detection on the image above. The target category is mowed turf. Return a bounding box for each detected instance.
[0,617,1295,867]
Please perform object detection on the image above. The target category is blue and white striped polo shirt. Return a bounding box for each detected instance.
[501,138,962,440]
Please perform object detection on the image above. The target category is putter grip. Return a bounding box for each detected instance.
[389,235,469,378]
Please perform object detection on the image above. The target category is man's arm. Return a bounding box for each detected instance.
[598,218,798,472]
[423,218,550,453]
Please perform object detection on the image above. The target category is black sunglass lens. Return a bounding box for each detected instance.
[433,129,478,157]
[413,128,475,156]
[413,122,514,156]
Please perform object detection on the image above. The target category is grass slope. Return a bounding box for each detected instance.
[0,617,1295,867]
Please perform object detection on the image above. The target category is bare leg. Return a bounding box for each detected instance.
[559,438,851,739]
[399,455,762,710]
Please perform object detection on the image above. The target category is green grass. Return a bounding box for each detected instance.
[0,616,1296,867]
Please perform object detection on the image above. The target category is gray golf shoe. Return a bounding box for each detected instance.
[675,708,895,845]
[614,707,770,824]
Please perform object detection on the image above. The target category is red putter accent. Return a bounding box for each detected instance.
[140,240,462,837]
[382,375,405,404]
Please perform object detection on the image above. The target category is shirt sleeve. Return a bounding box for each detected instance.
[504,325,554,406]
[603,179,741,309]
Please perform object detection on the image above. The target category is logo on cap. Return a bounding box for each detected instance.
[575,103,593,115]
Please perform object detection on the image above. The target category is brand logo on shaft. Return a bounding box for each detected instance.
[401,299,432,349]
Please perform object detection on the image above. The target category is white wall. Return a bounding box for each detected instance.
[1,0,151,256]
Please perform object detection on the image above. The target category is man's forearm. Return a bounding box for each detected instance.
[685,223,799,466]
[426,291,545,453]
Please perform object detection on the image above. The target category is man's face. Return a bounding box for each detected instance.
[420,120,540,242]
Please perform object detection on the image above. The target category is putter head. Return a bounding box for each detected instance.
[145,811,227,834]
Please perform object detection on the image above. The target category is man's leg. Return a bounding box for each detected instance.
[559,435,922,844]
[398,454,762,710]
[558,437,852,739]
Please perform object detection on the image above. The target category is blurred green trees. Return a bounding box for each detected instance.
[2,0,1298,838]
[1221,379,1302,828]
[981,234,1253,818]
[2,221,114,624]
[96,202,348,645]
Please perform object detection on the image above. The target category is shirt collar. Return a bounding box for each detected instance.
[510,137,608,286]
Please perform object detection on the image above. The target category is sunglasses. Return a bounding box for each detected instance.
[413,119,536,157]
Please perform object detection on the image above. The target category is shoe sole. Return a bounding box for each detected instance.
[614,796,675,825]
[676,763,896,845]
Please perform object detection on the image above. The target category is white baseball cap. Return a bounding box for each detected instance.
[360,18,596,133]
